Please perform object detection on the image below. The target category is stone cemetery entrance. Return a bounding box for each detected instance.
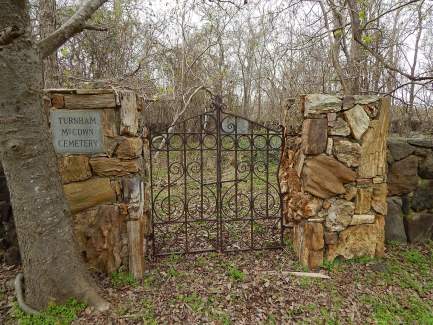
[149,96,284,256]
[38,89,390,277]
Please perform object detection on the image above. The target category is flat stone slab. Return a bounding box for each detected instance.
[51,110,104,154]
[408,138,433,148]
[385,197,407,243]
[405,212,433,243]
[388,138,414,161]
[304,94,342,115]
[344,104,370,140]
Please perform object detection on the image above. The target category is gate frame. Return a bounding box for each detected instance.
[149,95,285,257]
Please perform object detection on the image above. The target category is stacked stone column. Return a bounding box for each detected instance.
[280,94,390,269]
[45,88,150,279]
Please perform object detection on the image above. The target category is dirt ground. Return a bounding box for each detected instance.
[2,242,433,324]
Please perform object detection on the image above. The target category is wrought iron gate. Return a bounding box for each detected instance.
[149,96,283,257]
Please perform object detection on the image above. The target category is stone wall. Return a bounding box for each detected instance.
[386,137,433,244]
[280,94,389,269]
[45,88,150,278]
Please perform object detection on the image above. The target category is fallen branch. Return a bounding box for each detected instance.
[262,271,330,279]
[288,272,331,279]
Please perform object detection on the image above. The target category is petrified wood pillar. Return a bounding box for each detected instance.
[45,88,150,278]
[280,94,390,269]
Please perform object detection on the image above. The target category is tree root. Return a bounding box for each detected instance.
[77,286,110,312]
[14,273,39,315]
[15,272,110,314]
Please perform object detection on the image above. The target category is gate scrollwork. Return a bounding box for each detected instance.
[150,96,283,256]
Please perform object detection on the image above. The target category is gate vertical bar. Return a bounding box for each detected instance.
[249,130,254,249]
[234,116,238,222]
[166,132,171,224]
[266,129,270,229]
[215,95,223,252]
[182,121,189,253]
[149,129,156,258]
[199,114,204,222]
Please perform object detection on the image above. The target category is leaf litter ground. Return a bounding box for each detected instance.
[2,242,433,324]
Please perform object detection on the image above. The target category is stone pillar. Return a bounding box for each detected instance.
[280,94,390,269]
[45,88,151,278]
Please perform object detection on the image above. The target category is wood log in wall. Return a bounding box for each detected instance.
[127,220,144,279]
[63,93,117,109]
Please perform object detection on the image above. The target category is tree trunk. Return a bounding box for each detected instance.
[324,0,349,94]
[409,1,424,109]
[347,0,363,94]
[0,0,108,311]
[386,9,401,93]
[39,0,60,88]
[217,32,225,98]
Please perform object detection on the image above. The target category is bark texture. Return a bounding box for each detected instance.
[0,0,108,311]
[39,0,60,88]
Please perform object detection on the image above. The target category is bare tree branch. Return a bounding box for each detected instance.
[206,0,247,10]
[363,0,422,28]
[355,37,433,82]
[82,24,108,32]
[38,0,108,59]
[153,85,213,159]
